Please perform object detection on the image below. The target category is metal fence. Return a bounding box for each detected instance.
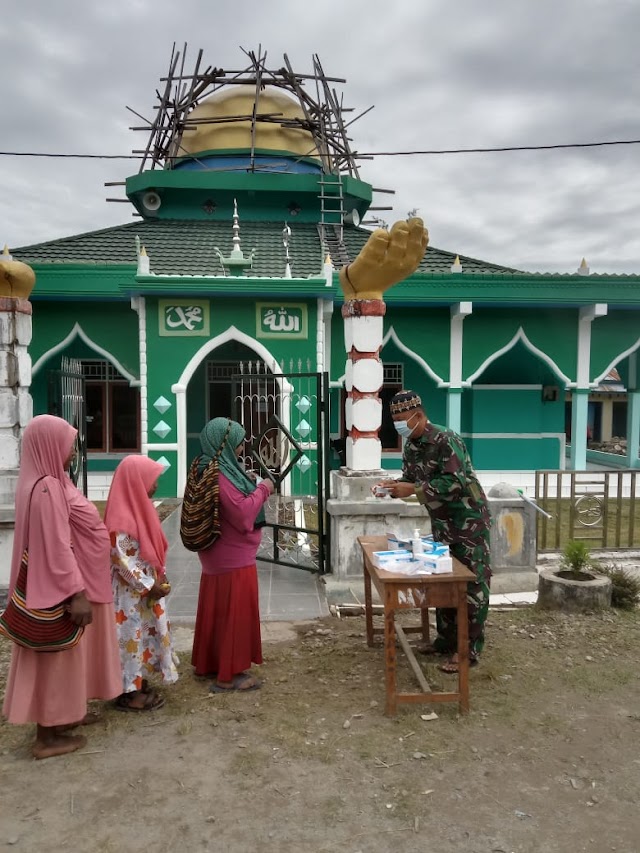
[535,469,640,551]
[47,356,88,496]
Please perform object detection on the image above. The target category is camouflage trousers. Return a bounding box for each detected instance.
[432,534,491,661]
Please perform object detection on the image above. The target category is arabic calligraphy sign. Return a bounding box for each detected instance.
[159,299,210,337]
[256,303,308,339]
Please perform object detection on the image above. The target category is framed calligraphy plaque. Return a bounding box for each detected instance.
[256,303,308,339]
[159,299,210,337]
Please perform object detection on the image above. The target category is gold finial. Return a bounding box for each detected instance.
[454,255,460,265]
[2,244,10,256]
[140,245,148,257]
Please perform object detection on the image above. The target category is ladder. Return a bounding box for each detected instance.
[318,173,345,245]
[318,172,349,266]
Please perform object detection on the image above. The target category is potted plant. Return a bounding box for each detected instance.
[538,539,612,612]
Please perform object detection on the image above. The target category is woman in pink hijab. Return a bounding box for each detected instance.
[104,455,178,711]
[2,415,122,759]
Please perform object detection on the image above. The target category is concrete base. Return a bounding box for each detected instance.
[327,468,430,581]
[538,568,612,612]
[490,570,540,594]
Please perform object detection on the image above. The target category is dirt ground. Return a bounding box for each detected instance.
[1,606,640,853]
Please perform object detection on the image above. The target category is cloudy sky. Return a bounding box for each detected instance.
[1,0,639,273]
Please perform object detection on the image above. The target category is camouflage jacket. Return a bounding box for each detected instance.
[400,422,491,543]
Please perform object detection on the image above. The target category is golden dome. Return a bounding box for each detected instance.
[178,86,320,160]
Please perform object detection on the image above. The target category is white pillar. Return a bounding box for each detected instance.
[447,301,472,432]
[342,300,385,470]
[570,303,607,470]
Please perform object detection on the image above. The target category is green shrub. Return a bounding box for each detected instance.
[596,563,640,610]
[560,540,594,577]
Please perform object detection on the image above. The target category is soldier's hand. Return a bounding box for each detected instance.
[386,481,416,499]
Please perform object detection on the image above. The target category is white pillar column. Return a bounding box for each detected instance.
[0,249,35,589]
[342,299,385,470]
[447,301,472,432]
[570,303,607,470]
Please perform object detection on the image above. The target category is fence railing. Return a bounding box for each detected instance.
[535,469,640,551]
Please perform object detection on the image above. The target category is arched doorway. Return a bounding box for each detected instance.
[185,340,282,475]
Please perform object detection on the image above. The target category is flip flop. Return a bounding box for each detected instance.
[209,674,262,694]
[438,657,479,674]
[115,691,165,712]
[418,644,451,657]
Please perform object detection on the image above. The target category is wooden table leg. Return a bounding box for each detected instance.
[384,593,398,716]
[457,583,470,713]
[421,606,430,645]
[363,562,374,648]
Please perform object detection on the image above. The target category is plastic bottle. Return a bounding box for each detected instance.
[411,528,424,557]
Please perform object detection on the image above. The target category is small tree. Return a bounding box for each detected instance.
[559,540,593,579]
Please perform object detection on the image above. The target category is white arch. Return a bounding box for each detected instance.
[171,326,291,496]
[592,337,640,386]
[336,325,447,387]
[465,327,572,387]
[32,322,139,386]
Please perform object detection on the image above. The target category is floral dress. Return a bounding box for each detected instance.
[110,532,179,693]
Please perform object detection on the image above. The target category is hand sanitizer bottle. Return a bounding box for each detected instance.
[411,528,424,557]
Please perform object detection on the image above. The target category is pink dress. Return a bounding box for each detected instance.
[3,483,122,727]
[191,475,270,680]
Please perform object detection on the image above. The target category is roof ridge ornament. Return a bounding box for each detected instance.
[214,199,255,276]
[451,254,462,273]
[283,223,292,279]
[577,257,590,276]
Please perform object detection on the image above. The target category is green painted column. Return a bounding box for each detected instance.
[570,388,590,470]
[626,391,640,468]
[446,387,463,433]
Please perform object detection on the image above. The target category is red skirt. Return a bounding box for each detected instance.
[191,565,262,682]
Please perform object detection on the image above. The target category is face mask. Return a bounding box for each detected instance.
[394,417,416,439]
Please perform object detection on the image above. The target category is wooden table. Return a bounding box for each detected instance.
[358,535,476,716]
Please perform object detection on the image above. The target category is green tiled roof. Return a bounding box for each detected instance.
[12,220,520,277]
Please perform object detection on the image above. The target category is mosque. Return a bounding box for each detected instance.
[9,48,640,501]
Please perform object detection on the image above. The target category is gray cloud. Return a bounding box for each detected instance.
[1,0,639,272]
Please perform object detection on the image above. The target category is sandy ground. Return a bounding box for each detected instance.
[1,607,640,853]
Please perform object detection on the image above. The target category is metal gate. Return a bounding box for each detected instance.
[47,356,88,496]
[232,361,330,574]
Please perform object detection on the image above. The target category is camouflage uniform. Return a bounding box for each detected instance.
[400,422,491,660]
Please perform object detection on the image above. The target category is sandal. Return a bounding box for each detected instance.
[418,643,450,657]
[209,674,261,694]
[438,655,479,674]
[115,690,165,712]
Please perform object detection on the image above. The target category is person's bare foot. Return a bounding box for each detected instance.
[32,727,87,760]
[54,711,103,733]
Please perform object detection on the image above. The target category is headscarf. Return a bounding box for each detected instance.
[199,417,266,527]
[10,414,112,608]
[390,389,423,415]
[103,455,168,571]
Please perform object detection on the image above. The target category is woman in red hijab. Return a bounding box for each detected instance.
[2,415,122,759]
[104,455,178,711]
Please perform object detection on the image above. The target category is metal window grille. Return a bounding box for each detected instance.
[383,363,403,384]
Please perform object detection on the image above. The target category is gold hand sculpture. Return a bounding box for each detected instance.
[339,217,429,301]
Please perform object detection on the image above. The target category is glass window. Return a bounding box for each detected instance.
[82,360,140,452]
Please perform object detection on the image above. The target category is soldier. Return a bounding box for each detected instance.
[374,390,491,673]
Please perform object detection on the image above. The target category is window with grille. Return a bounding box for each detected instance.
[81,360,140,453]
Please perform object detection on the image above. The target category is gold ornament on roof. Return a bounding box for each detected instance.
[0,246,36,300]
